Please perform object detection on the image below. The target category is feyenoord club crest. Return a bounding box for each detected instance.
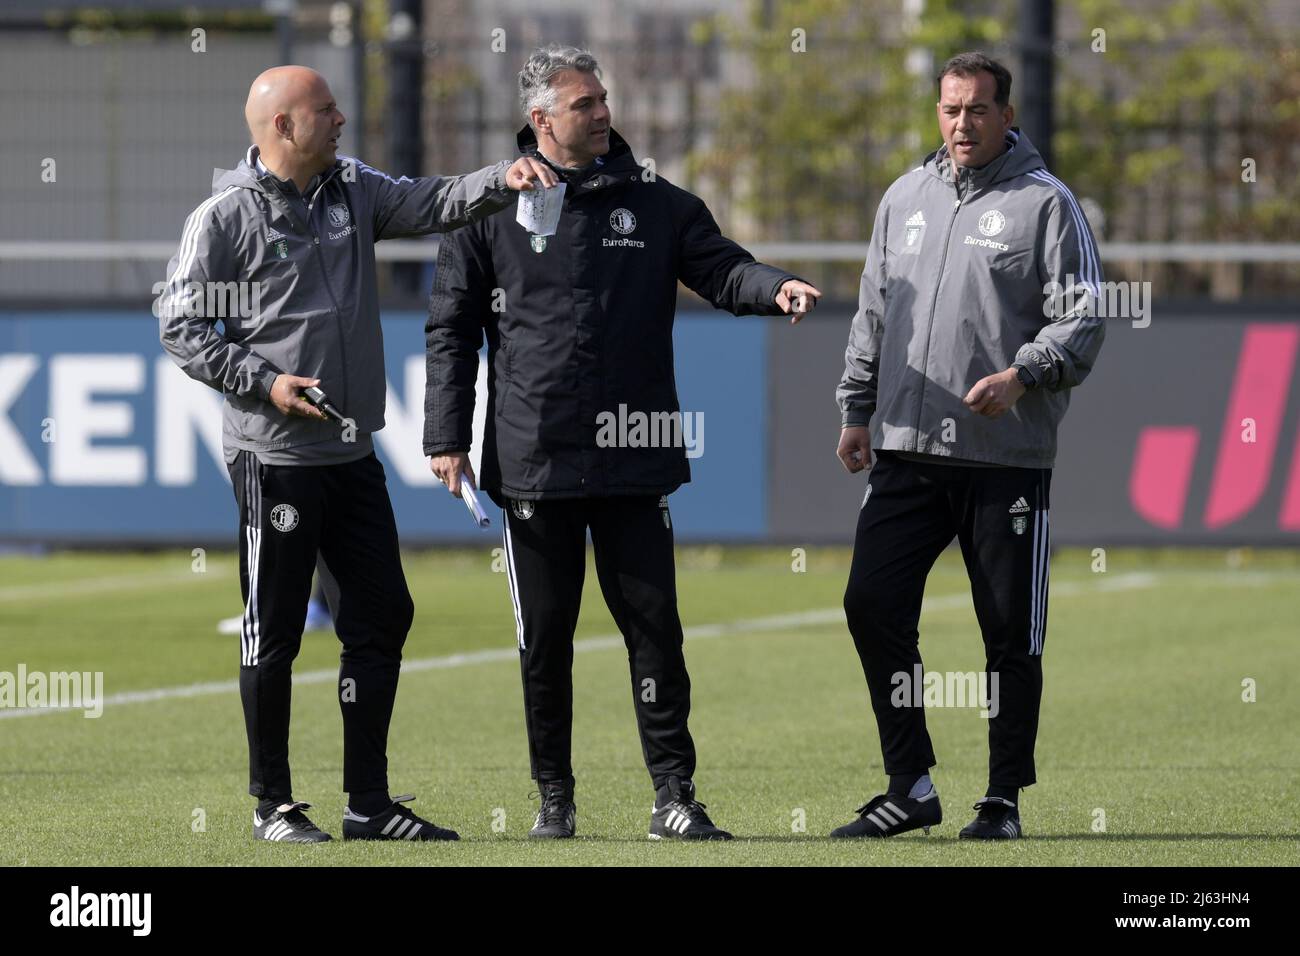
[530,235,548,253]
[327,203,351,228]
[658,495,671,529]
[511,500,535,520]
[274,240,288,259]
[1012,515,1028,535]
[979,209,1006,237]
[609,208,637,235]
[270,503,299,532]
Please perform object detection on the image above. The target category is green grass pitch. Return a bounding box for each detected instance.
[1,545,1297,866]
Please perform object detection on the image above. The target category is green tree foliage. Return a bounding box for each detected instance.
[691,0,1007,242]
[1057,0,1300,242]
[697,0,1298,252]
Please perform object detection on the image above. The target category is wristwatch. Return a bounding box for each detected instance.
[1013,364,1037,390]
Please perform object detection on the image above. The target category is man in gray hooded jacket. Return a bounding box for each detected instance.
[158,66,556,845]
[831,53,1104,841]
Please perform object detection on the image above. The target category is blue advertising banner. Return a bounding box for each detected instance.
[0,311,767,544]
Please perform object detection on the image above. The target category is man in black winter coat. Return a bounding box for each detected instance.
[423,45,820,841]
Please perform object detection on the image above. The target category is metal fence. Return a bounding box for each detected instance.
[2,0,1298,304]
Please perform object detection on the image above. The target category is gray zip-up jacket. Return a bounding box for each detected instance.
[837,128,1104,468]
[158,146,512,459]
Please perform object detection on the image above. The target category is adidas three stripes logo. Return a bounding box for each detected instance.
[661,808,693,834]
[867,800,908,831]
[254,813,300,842]
[263,820,295,841]
[380,815,424,840]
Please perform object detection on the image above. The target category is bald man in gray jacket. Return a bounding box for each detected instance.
[159,66,556,845]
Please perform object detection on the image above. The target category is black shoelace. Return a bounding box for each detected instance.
[854,795,889,817]
[668,796,711,822]
[281,808,320,832]
[537,793,573,825]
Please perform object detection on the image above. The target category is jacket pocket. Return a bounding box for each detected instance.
[228,389,332,448]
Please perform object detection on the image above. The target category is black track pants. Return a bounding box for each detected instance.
[228,450,414,801]
[843,451,1052,790]
[500,495,695,790]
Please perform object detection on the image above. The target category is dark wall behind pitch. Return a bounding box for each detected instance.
[767,306,1300,546]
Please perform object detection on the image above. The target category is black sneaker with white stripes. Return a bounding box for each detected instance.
[528,781,577,839]
[958,796,1022,840]
[648,777,732,841]
[342,794,459,842]
[253,801,332,843]
[829,788,942,838]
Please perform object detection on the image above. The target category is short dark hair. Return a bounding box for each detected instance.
[937,52,1012,107]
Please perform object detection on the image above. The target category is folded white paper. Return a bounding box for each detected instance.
[515,182,566,236]
[460,473,490,529]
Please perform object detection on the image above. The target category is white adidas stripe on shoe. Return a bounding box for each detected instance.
[266,820,291,841]
[873,801,908,826]
[341,795,460,842]
[648,793,733,841]
[662,808,692,834]
[252,803,332,843]
[830,789,942,838]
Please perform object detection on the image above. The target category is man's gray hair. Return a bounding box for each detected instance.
[518,45,601,127]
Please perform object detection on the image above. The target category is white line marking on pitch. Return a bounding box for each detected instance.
[0,570,1272,721]
[0,567,231,603]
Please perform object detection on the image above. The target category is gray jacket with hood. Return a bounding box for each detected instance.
[159,146,512,461]
[837,128,1104,469]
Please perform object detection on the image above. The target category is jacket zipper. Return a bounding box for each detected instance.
[306,168,351,416]
[310,238,351,413]
[914,172,966,449]
[569,174,604,493]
